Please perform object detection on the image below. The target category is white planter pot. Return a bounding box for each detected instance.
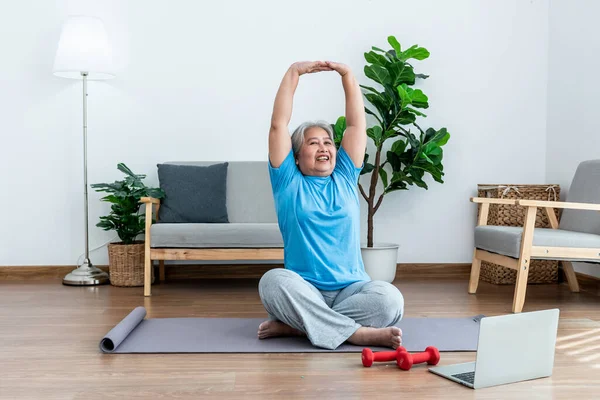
[360,243,399,283]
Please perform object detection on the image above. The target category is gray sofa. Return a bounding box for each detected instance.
[141,161,284,296]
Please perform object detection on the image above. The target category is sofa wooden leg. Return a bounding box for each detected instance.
[159,260,165,282]
[144,252,152,297]
[562,261,580,292]
[468,248,481,294]
[512,206,537,313]
[513,259,530,313]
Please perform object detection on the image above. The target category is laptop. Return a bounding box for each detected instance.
[428,308,559,389]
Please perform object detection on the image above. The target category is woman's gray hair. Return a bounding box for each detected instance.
[291,121,335,157]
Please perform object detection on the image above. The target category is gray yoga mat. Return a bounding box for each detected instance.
[100,307,483,354]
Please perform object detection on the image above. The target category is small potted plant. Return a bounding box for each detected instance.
[333,36,451,282]
[91,163,165,287]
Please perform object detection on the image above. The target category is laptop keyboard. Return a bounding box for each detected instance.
[452,371,475,384]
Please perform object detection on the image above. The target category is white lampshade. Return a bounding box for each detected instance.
[53,16,115,80]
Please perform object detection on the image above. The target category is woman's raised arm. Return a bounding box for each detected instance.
[326,61,366,168]
[269,61,332,167]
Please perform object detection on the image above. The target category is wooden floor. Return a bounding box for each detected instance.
[1,275,599,399]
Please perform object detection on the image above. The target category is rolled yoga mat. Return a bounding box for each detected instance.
[100,307,484,354]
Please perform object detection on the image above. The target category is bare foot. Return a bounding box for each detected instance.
[347,326,403,349]
[257,320,305,339]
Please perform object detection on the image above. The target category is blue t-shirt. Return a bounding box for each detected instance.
[268,146,371,290]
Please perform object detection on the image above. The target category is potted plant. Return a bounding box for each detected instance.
[332,36,450,282]
[91,163,165,287]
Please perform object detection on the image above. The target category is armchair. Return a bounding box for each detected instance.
[468,160,600,312]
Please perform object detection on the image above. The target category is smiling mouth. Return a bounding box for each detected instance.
[316,155,330,161]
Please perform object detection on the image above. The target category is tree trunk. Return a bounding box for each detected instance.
[367,203,374,247]
[366,146,382,247]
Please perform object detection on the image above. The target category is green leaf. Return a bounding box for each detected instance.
[405,107,427,117]
[398,45,430,61]
[385,185,409,194]
[364,51,389,67]
[391,139,407,155]
[388,62,415,86]
[395,110,416,126]
[436,129,450,146]
[423,142,442,157]
[386,150,401,171]
[96,219,115,230]
[372,46,386,53]
[384,50,397,63]
[362,163,375,175]
[427,149,443,166]
[387,36,402,56]
[408,167,429,189]
[413,160,444,183]
[424,127,450,146]
[409,89,429,108]
[364,107,383,125]
[415,73,430,79]
[90,182,123,192]
[118,163,145,180]
[333,116,346,148]
[397,84,429,110]
[360,85,382,95]
[424,128,437,143]
[100,195,121,204]
[366,126,383,146]
[406,131,421,150]
[364,64,391,86]
[384,171,410,193]
[146,188,165,199]
[397,85,411,109]
[364,92,392,110]
[379,167,389,188]
[364,92,392,124]
[382,130,398,141]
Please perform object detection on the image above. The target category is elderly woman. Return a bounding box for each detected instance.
[258,61,404,350]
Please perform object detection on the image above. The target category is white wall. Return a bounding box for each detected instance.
[1,0,550,267]
[546,0,600,278]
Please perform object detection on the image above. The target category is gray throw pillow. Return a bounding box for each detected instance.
[156,163,229,223]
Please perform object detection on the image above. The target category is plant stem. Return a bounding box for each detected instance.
[367,143,383,247]
[358,183,368,202]
[374,192,385,213]
[413,122,425,139]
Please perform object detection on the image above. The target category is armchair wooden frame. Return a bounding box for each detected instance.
[140,197,283,297]
[469,197,600,313]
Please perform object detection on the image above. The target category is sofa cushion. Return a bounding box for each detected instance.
[150,223,284,248]
[559,160,600,235]
[160,161,277,223]
[474,225,600,262]
[157,163,228,223]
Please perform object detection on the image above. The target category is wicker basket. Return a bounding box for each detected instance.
[107,241,153,287]
[477,184,561,284]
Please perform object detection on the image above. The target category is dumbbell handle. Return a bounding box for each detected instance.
[373,346,406,362]
[410,351,434,364]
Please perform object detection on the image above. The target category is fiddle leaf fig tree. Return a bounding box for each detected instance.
[333,36,450,247]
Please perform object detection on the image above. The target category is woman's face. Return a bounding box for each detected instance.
[296,127,337,177]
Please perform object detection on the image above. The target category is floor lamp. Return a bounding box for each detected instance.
[53,16,115,285]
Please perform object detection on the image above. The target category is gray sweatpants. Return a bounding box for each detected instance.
[258,268,404,350]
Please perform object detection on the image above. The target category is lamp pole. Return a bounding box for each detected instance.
[62,71,109,286]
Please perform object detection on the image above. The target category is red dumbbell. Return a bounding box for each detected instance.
[397,346,440,370]
[362,346,407,367]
